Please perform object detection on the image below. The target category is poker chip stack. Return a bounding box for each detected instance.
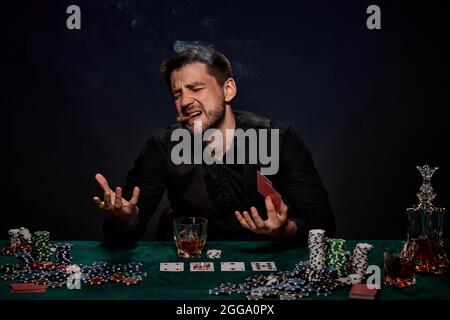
[15,252,35,270]
[2,227,33,256]
[8,227,32,247]
[1,227,148,289]
[326,239,350,277]
[2,229,20,255]
[308,229,327,271]
[207,229,376,300]
[32,231,51,262]
[18,227,32,244]
[350,243,373,275]
[54,243,73,265]
[8,229,22,248]
[45,269,70,287]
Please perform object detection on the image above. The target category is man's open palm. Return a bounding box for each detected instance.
[92,173,140,217]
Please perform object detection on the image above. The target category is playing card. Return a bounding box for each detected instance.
[256,170,281,212]
[160,262,184,272]
[10,289,47,294]
[190,262,214,272]
[349,284,378,300]
[256,170,274,195]
[221,262,245,271]
[10,283,47,293]
[10,283,47,291]
[268,192,281,213]
[251,261,277,271]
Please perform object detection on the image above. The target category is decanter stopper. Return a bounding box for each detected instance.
[416,164,438,205]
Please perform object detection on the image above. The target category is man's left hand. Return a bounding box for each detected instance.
[235,196,297,239]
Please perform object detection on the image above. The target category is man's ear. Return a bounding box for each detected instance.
[223,78,237,103]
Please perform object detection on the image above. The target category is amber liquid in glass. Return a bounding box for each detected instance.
[176,237,204,258]
[384,255,416,288]
[432,239,449,274]
[412,239,438,272]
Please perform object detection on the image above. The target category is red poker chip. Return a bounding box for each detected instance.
[17,244,32,253]
[32,262,44,270]
[54,264,68,270]
[89,276,105,285]
[122,277,139,286]
[42,262,55,270]
[2,247,16,256]
[111,274,125,283]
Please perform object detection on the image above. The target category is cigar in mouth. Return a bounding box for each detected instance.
[176,115,191,123]
[176,111,202,123]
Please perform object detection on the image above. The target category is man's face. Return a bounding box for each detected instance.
[171,62,226,133]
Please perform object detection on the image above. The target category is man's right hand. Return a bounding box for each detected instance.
[92,173,140,229]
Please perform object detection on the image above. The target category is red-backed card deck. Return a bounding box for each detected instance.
[256,170,281,212]
[349,284,378,300]
[10,283,47,294]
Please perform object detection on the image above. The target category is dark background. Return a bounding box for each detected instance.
[3,0,449,241]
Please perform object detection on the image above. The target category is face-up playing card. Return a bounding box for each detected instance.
[251,261,277,271]
[221,262,245,271]
[160,262,184,272]
[190,262,214,272]
[256,170,281,212]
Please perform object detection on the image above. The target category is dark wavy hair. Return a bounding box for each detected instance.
[160,47,233,88]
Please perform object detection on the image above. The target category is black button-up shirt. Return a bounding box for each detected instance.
[103,110,335,245]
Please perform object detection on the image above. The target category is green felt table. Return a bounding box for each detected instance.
[1,240,449,300]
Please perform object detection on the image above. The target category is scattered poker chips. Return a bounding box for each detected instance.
[1,227,148,290]
[32,231,51,262]
[208,229,374,300]
[79,261,147,286]
[0,260,148,288]
[207,249,222,259]
[209,262,340,300]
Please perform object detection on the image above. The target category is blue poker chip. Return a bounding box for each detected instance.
[236,288,251,295]
[289,278,306,286]
[208,287,224,295]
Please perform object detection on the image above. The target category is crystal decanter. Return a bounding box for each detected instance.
[405,165,448,274]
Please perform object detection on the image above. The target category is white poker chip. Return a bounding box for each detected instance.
[308,229,327,270]
[207,229,375,300]
[66,264,81,273]
[207,249,222,259]
[350,245,371,274]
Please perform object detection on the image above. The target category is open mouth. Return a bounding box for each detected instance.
[176,110,203,123]
[187,110,202,118]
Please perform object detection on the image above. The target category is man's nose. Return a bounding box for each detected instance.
[180,93,195,109]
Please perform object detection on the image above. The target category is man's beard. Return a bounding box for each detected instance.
[186,102,226,133]
[203,103,226,130]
